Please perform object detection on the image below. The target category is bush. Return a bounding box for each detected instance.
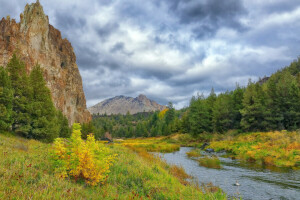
[51,123,117,186]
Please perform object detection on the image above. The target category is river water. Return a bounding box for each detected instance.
[157,147,300,200]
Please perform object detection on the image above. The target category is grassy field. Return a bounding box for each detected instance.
[0,133,226,200]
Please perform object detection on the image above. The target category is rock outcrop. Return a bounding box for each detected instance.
[0,1,91,124]
[88,94,166,115]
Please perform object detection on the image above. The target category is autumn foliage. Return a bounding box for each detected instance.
[52,123,117,186]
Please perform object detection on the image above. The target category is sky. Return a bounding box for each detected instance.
[1,0,300,108]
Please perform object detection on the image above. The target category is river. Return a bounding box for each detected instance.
[157,147,300,200]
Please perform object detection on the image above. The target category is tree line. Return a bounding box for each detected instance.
[91,58,300,138]
[0,54,70,142]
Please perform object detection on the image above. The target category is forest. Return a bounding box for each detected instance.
[91,58,300,139]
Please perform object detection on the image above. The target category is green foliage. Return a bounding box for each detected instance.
[0,67,13,131]
[57,111,71,138]
[29,65,59,142]
[81,121,95,139]
[1,54,71,142]
[212,92,234,133]
[188,95,210,136]
[7,54,33,137]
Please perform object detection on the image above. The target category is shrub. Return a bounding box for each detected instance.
[51,123,117,186]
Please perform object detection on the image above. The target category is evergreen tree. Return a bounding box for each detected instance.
[240,81,268,131]
[188,95,210,136]
[212,92,234,133]
[0,67,13,131]
[29,65,59,142]
[165,102,175,125]
[231,85,244,129]
[57,111,71,138]
[7,54,33,137]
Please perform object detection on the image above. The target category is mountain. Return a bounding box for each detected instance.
[88,94,166,115]
[0,1,91,124]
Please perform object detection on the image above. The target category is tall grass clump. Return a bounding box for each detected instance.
[51,123,117,186]
[186,149,202,158]
[198,156,221,169]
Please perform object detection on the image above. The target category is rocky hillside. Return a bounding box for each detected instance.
[88,94,166,115]
[0,1,91,124]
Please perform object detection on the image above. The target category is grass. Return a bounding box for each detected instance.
[198,156,222,169]
[121,137,180,153]
[186,149,202,158]
[208,131,300,169]
[0,133,227,199]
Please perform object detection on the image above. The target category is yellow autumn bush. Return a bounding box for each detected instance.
[51,123,117,186]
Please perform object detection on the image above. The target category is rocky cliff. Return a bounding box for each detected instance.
[0,1,91,124]
[88,94,166,115]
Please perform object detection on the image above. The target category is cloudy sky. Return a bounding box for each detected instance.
[1,0,300,108]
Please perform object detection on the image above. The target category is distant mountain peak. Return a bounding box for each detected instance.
[88,95,166,115]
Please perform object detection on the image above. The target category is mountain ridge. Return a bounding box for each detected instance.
[88,94,166,115]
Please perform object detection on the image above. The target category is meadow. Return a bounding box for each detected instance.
[0,132,226,200]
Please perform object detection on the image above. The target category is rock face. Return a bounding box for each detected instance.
[88,94,166,115]
[0,1,91,124]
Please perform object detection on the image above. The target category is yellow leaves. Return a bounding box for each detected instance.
[158,108,169,119]
[51,123,117,186]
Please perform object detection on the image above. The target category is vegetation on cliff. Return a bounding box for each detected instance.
[0,54,70,142]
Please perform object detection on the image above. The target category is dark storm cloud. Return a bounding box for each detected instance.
[96,23,120,41]
[55,11,86,30]
[1,0,300,108]
[165,0,247,38]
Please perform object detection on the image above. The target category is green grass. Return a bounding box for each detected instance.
[198,156,222,169]
[0,133,227,199]
[186,149,202,158]
[208,131,300,169]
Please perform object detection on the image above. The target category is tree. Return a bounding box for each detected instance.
[29,65,59,142]
[0,67,13,131]
[231,85,244,129]
[7,54,33,137]
[188,95,210,136]
[240,81,268,131]
[212,92,234,133]
[57,111,71,138]
[165,102,175,125]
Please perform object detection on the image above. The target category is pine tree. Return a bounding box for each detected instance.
[29,65,59,142]
[7,54,33,137]
[230,85,244,129]
[212,92,234,133]
[57,111,71,138]
[0,67,13,131]
[165,102,175,125]
[240,81,268,131]
[188,95,210,135]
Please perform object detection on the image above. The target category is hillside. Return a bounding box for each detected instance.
[89,94,166,115]
[0,1,91,124]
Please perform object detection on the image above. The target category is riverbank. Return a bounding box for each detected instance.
[208,131,300,169]
[121,131,300,169]
[0,133,226,199]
